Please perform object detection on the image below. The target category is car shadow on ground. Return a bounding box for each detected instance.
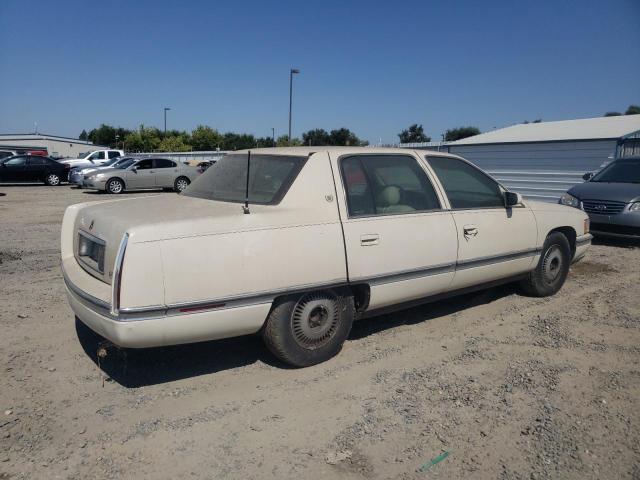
[350,283,516,340]
[592,236,640,248]
[76,284,517,388]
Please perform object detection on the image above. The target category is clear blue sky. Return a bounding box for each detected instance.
[1,0,639,144]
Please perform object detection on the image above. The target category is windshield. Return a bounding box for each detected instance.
[591,160,640,183]
[115,158,136,169]
[182,153,307,204]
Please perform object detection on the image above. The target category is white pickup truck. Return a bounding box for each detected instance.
[58,149,124,169]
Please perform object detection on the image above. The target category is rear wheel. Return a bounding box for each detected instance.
[174,176,190,193]
[44,173,61,186]
[519,232,571,297]
[106,178,124,194]
[262,290,354,367]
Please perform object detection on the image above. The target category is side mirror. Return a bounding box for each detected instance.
[131,166,138,173]
[582,172,594,181]
[504,191,523,207]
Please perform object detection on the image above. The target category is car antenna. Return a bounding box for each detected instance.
[243,150,251,214]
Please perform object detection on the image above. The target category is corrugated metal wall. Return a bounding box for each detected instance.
[446,140,617,202]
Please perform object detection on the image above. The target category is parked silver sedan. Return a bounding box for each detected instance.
[69,156,137,187]
[83,157,199,194]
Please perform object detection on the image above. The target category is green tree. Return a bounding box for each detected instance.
[398,124,430,143]
[256,136,275,147]
[302,128,331,146]
[625,105,640,115]
[124,126,162,152]
[158,135,191,152]
[444,126,481,142]
[604,111,622,117]
[87,124,116,147]
[79,129,88,141]
[276,135,301,146]
[329,128,365,146]
[191,125,223,151]
[222,132,256,150]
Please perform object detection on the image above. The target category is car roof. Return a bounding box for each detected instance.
[232,146,460,158]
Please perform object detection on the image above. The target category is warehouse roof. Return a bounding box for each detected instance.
[447,114,640,145]
[0,133,95,144]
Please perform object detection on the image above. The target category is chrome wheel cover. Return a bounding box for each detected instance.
[47,174,60,185]
[176,179,189,191]
[291,293,339,349]
[542,245,563,283]
[109,180,123,193]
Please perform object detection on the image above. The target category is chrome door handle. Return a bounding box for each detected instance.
[360,234,380,246]
[463,225,479,238]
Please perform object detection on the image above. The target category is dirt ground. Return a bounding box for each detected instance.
[1,185,639,480]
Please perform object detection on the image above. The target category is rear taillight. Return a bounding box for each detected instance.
[111,233,129,316]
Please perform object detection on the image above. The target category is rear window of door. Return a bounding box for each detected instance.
[135,159,153,170]
[108,151,121,159]
[154,159,177,168]
[427,156,504,209]
[27,157,47,165]
[340,154,441,217]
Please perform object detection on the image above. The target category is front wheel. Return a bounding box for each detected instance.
[106,178,124,194]
[44,173,61,186]
[262,290,355,367]
[519,232,571,297]
[174,176,190,193]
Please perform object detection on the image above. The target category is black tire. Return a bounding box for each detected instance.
[44,173,61,186]
[519,232,571,297]
[262,290,355,367]
[174,176,190,193]
[106,178,124,194]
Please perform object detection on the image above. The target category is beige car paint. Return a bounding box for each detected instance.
[61,147,591,349]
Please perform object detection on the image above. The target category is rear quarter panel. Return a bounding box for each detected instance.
[159,152,348,307]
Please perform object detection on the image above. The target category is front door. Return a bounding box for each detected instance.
[126,158,156,189]
[331,152,458,311]
[1,156,28,182]
[425,155,538,290]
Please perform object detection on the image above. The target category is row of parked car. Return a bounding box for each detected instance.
[0,149,214,193]
[1,147,638,239]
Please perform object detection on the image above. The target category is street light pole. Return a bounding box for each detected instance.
[164,107,171,135]
[288,69,299,144]
[271,127,275,145]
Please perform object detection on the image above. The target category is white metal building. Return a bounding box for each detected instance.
[444,115,640,202]
[0,133,106,158]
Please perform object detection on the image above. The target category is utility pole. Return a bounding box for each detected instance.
[288,69,300,144]
[164,107,171,135]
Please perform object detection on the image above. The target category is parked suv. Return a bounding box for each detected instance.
[560,157,640,239]
[0,154,70,185]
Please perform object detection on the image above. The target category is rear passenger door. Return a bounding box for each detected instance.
[425,155,538,290]
[331,152,458,311]
[153,158,178,187]
[25,156,47,181]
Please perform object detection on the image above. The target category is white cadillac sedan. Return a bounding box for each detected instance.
[61,148,591,367]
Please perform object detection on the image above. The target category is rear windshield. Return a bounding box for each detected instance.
[182,153,306,204]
